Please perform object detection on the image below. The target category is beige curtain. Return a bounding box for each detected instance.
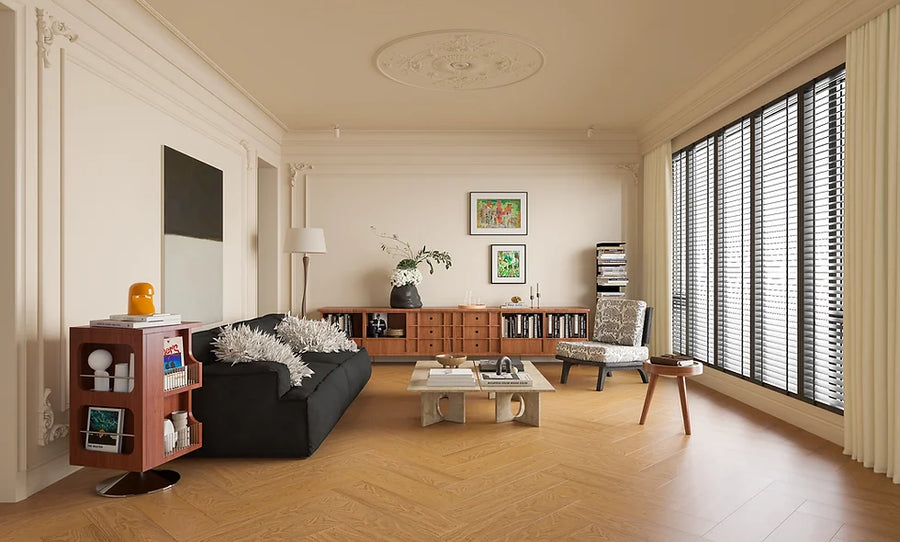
[844,5,900,484]
[641,141,673,356]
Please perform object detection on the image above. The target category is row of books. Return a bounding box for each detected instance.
[546,313,588,338]
[597,277,629,286]
[598,291,626,298]
[597,266,627,277]
[480,371,532,387]
[502,313,542,338]
[90,313,182,329]
[324,313,355,338]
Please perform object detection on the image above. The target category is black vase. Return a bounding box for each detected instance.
[390,284,422,308]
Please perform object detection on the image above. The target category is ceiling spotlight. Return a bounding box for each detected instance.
[587,125,595,139]
[333,124,341,139]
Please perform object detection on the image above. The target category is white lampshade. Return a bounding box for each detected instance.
[284,227,327,254]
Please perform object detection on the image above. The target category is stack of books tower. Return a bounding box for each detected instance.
[427,368,476,387]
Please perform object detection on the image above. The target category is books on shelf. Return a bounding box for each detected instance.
[650,355,695,367]
[164,367,188,391]
[90,318,180,329]
[597,278,629,286]
[480,372,533,387]
[427,368,477,386]
[85,406,125,453]
[109,313,182,323]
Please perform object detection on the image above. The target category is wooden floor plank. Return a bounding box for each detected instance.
[3,363,899,542]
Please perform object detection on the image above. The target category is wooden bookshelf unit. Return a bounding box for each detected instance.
[319,307,590,358]
[69,322,202,496]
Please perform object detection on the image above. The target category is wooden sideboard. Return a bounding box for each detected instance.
[319,307,590,357]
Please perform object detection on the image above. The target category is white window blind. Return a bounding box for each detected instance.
[672,67,844,411]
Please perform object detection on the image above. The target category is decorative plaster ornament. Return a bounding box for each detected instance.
[376,30,544,91]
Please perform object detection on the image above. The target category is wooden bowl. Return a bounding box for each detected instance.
[435,354,467,367]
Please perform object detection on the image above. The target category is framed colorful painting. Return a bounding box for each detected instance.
[491,244,526,284]
[469,192,528,235]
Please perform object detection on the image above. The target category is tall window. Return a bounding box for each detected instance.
[672,67,844,412]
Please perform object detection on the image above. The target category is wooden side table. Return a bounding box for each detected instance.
[638,360,703,435]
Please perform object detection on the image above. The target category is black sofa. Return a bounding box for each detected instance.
[190,313,371,457]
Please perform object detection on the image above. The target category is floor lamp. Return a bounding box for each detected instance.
[285,227,327,317]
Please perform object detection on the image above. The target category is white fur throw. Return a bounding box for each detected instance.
[276,316,359,353]
[213,324,314,386]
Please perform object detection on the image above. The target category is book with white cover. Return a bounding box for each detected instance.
[428,368,474,376]
[109,313,181,323]
[90,319,179,329]
[480,372,533,386]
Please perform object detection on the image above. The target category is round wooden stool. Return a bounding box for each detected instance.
[638,360,703,434]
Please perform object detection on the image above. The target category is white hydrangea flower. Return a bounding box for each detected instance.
[390,267,422,287]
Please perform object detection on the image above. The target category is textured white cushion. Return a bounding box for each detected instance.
[593,299,647,346]
[276,316,359,353]
[556,340,649,364]
[213,324,314,386]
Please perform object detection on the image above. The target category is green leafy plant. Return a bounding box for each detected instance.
[371,226,452,274]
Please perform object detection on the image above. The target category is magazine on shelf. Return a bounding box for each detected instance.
[163,337,185,372]
[85,406,125,453]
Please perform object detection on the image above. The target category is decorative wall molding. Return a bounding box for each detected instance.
[239,140,253,171]
[376,30,544,91]
[616,163,640,184]
[36,8,78,69]
[288,162,313,187]
[37,388,69,446]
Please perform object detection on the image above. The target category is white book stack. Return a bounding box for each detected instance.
[427,368,477,387]
[480,372,533,387]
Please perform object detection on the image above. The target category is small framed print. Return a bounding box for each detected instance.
[85,406,124,453]
[491,244,526,284]
[469,192,528,235]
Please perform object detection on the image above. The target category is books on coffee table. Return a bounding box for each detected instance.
[480,372,533,387]
[650,354,695,366]
[427,368,477,387]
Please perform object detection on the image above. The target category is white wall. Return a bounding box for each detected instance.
[283,131,641,318]
[0,0,284,502]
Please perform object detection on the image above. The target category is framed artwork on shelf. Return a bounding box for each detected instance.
[469,192,528,235]
[491,244,526,284]
[85,406,125,453]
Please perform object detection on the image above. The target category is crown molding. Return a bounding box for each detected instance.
[637,0,898,153]
[77,0,285,148]
[282,128,638,145]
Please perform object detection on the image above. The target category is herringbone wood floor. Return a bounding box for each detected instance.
[2,363,899,541]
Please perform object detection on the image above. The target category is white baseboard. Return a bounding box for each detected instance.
[693,369,843,446]
[25,455,80,501]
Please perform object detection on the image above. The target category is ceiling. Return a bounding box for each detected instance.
[141,0,797,132]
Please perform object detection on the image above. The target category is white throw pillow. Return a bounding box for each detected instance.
[213,324,314,386]
[276,316,359,353]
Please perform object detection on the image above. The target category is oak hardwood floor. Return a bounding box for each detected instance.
[2,363,899,541]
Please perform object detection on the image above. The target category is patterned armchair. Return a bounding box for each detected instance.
[555,299,653,391]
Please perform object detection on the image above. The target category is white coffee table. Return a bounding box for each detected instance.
[406,359,555,427]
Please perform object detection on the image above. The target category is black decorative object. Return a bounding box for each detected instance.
[390,285,422,308]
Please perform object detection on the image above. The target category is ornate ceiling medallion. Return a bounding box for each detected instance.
[376,30,544,91]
